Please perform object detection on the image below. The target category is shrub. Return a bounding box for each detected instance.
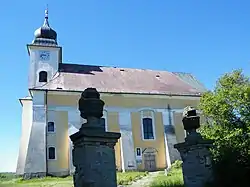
[199,69,250,187]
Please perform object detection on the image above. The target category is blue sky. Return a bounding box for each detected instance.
[1,0,250,172]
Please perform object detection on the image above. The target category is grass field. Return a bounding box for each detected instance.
[117,171,148,185]
[0,171,148,187]
[149,161,184,187]
[0,162,184,187]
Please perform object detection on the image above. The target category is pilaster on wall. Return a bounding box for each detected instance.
[24,91,47,176]
[16,99,33,175]
[67,108,82,174]
[163,110,181,165]
[162,111,172,168]
[119,111,137,172]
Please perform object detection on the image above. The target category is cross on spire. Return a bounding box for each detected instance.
[43,5,50,27]
[45,4,49,19]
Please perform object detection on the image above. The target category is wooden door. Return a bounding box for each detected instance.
[144,154,156,171]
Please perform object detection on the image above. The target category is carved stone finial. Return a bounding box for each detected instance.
[182,106,200,132]
[183,106,196,118]
[78,88,105,120]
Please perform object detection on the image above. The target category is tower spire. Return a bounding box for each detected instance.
[43,5,49,27]
[32,5,58,46]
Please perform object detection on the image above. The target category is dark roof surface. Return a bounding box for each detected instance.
[32,9,57,46]
[32,63,207,96]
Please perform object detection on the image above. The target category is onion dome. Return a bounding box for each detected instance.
[32,8,58,46]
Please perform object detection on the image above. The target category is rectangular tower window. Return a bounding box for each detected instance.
[48,147,56,160]
[47,122,55,133]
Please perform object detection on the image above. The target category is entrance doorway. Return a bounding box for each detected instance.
[143,153,156,171]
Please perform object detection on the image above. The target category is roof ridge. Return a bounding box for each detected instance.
[61,63,174,73]
[62,63,107,68]
[172,71,192,75]
[173,72,207,92]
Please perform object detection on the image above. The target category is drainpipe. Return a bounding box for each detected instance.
[45,90,48,176]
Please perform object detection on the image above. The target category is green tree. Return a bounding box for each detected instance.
[199,69,250,187]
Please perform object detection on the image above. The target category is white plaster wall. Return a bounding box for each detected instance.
[28,51,36,88]
[162,111,172,168]
[29,47,60,88]
[68,125,78,173]
[23,92,46,174]
[164,111,181,163]
[67,108,83,173]
[16,100,33,175]
[119,112,137,171]
[24,105,47,173]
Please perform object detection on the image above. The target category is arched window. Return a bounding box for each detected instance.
[143,118,154,140]
[39,71,48,82]
[48,147,56,160]
[47,122,55,133]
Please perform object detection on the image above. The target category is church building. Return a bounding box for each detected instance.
[16,9,207,178]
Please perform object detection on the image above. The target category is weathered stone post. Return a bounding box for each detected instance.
[174,106,214,187]
[70,88,121,187]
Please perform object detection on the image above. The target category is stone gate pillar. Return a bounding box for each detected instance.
[70,88,121,187]
[174,106,214,187]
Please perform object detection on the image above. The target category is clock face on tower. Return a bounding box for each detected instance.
[39,51,50,61]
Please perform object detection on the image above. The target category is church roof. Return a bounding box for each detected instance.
[32,63,207,96]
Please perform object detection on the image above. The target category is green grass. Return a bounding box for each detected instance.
[0,173,16,182]
[0,175,73,187]
[149,161,184,187]
[117,171,148,185]
[0,171,148,187]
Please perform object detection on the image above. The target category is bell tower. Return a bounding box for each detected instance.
[16,8,63,178]
[27,8,62,88]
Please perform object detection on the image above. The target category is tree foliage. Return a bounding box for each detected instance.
[199,69,250,187]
